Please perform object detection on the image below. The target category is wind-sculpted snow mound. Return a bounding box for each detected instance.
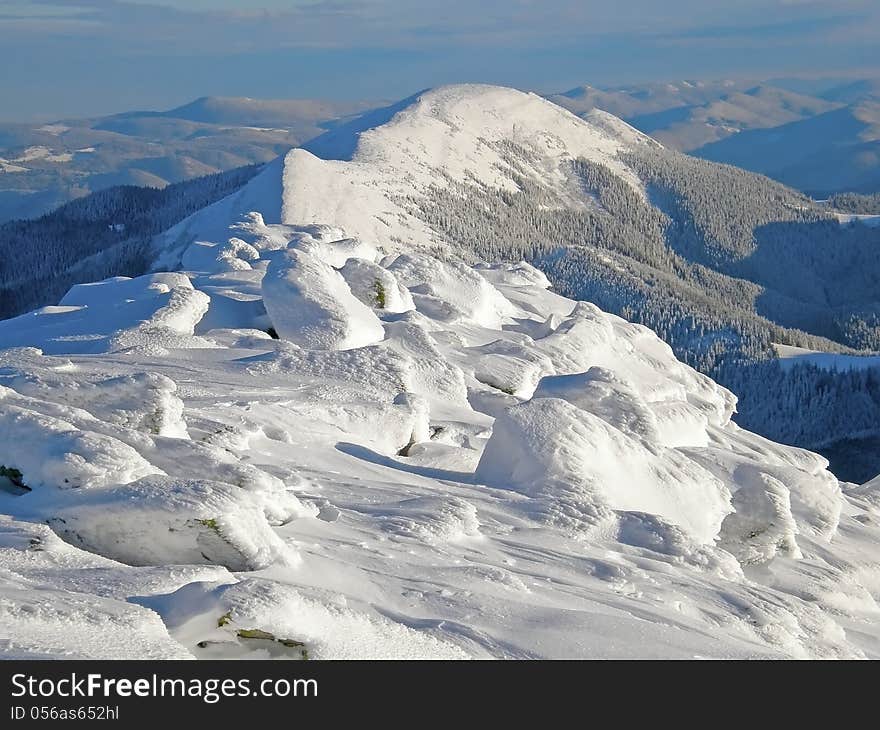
[386,253,517,328]
[143,578,469,660]
[475,397,732,543]
[339,258,414,314]
[0,353,188,438]
[261,248,385,350]
[533,368,663,444]
[0,570,193,660]
[475,261,552,289]
[0,398,161,490]
[0,515,225,659]
[684,428,842,544]
[459,339,554,399]
[0,273,210,355]
[181,237,261,274]
[41,476,299,571]
[0,346,314,573]
[533,303,736,427]
[381,318,470,408]
[716,469,802,565]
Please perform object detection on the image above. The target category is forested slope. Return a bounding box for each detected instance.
[398,140,880,468]
[0,165,261,319]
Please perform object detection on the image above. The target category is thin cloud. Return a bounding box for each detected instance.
[2,0,878,118]
[4,0,876,51]
[660,14,865,41]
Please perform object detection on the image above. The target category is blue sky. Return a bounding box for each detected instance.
[1,0,878,120]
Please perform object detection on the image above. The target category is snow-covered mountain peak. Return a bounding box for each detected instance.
[304,84,656,161]
[154,84,656,269]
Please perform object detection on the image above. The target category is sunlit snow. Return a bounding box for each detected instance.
[2,86,880,660]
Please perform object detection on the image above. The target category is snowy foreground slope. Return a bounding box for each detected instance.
[2,86,880,659]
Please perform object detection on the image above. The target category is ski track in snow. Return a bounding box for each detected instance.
[2,85,880,660]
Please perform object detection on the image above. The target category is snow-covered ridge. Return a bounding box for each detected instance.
[154,85,657,269]
[2,85,880,659]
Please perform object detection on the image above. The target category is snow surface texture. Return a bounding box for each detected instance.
[3,85,880,659]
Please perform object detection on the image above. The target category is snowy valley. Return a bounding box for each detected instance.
[2,85,880,659]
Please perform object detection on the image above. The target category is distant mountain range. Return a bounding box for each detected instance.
[0,96,376,223]
[696,100,880,196]
[548,78,880,197]
[2,79,879,226]
[548,81,839,151]
[2,79,879,225]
